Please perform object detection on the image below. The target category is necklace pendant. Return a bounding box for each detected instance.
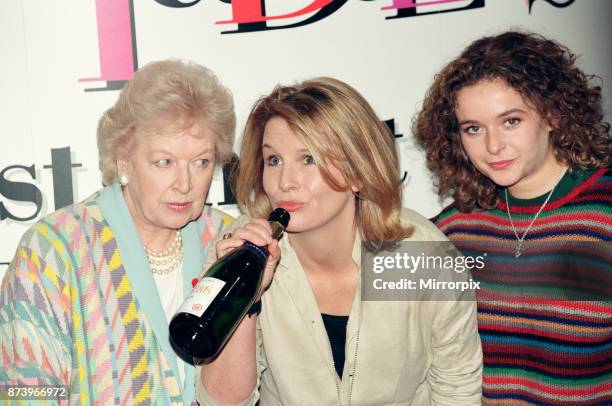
[515,247,522,258]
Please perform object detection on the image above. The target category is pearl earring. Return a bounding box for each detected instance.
[119,174,129,186]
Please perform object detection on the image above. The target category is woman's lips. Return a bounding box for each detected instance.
[489,159,515,170]
[276,201,304,212]
[167,202,192,212]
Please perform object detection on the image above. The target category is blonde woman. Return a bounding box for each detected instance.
[0,59,235,404]
[198,77,482,405]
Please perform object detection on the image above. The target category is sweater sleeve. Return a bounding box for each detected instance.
[0,221,74,392]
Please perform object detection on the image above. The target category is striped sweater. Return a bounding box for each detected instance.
[0,183,233,405]
[434,167,612,405]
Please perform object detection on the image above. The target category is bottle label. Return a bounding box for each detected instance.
[178,277,226,317]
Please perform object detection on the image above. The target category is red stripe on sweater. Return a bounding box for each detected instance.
[478,302,612,325]
[479,322,611,343]
[441,210,611,231]
[476,291,612,314]
[498,168,607,214]
[484,376,612,396]
[482,355,611,374]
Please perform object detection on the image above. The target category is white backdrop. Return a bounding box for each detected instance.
[1,0,611,281]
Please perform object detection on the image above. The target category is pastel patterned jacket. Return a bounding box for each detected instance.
[0,183,232,405]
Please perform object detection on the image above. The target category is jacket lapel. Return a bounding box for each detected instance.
[276,236,337,378]
[275,234,364,383]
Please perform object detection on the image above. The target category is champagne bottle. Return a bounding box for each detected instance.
[169,208,290,364]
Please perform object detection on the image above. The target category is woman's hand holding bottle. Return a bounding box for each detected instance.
[216,218,282,297]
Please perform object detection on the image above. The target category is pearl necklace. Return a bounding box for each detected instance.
[144,231,183,275]
[504,169,566,258]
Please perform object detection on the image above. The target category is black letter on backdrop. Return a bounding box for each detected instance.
[528,0,575,14]
[383,119,408,184]
[384,119,403,139]
[207,154,238,206]
[0,165,43,221]
[220,154,238,205]
[221,0,348,34]
[43,147,83,210]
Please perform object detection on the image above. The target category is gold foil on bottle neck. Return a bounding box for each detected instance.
[270,221,285,240]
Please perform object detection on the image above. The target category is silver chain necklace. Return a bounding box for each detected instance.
[504,169,566,258]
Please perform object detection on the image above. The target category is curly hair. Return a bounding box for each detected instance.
[413,31,611,212]
[97,59,235,186]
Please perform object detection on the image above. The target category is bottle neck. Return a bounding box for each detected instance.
[270,221,285,240]
[243,241,269,262]
[240,218,285,261]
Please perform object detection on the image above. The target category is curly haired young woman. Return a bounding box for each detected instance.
[414,31,611,405]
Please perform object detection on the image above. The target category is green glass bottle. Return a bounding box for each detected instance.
[169,208,289,364]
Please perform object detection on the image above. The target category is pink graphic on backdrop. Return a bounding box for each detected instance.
[382,0,468,10]
[80,0,138,89]
[217,0,334,24]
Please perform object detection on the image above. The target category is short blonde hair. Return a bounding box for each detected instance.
[236,77,413,242]
[97,59,236,186]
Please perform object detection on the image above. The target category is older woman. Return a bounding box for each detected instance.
[0,59,235,404]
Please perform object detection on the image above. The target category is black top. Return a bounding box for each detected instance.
[321,313,349,379]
